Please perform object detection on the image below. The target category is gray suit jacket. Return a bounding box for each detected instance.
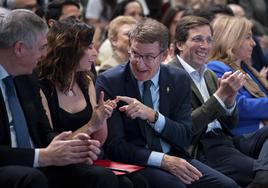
[169,57,238,157]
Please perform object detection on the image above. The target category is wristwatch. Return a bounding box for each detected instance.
[151,111,159,124]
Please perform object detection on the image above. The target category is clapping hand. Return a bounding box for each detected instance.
[216,70,245,107]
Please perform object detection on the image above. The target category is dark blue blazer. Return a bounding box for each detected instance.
[95,62,192,165]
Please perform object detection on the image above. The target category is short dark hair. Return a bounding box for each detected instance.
[129,18,169,52]
[174,16,212,55]
[111,0,143,20]
[45,0,80,23]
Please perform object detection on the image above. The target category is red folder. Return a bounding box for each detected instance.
[94,160,144,175]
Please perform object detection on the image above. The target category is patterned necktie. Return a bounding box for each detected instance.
[3,76,31,148]
[142,80,162,151]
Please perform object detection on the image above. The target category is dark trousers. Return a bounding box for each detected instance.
[0,166,48,188]
[139,159,238,188]
[43,164,119,188]
[119,172,150,188]
[0,164,149,188]
[43,164,150,188]
[197,126,268,187]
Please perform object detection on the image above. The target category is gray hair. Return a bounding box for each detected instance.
[0,7,11,19]
[0,9,48,49]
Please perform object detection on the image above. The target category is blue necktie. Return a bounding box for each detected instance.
[142,80,162,151]
[3,76,31,148]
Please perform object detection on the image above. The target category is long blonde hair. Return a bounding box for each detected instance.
[208,15,252,65]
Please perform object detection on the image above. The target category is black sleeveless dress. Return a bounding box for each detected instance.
[38,78,93,132]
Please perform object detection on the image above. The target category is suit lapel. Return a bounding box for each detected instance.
[204,71,217,96]
[159,65,171,116]
[171,57,204,104]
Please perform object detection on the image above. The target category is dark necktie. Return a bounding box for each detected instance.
[3,76,31,148]
[142,80,162,151]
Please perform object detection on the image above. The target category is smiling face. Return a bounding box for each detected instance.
[78,44,97,71]
[129,40,165,81]
[233,31,256,62]
[177,25,212,70]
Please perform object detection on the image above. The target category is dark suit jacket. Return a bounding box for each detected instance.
[169,57,238,156]
[0,75,55,167]
[95,62,192,165]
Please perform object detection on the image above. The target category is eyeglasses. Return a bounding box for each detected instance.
[128,49,164,63]
[191,35,213,45]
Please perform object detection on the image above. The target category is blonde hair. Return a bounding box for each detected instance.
[108,15,137,43]
[208,15,252,64]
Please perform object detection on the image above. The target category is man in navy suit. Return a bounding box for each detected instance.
[95,18,238,188]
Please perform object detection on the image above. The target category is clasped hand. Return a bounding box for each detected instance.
[39,132,101,167]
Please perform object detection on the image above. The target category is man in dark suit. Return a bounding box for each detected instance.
[95,18,238,188]
[169,15,268,188]
[0,9,118,188]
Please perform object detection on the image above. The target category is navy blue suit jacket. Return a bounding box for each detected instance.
[95,62,192,165]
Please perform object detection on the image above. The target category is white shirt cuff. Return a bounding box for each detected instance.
[147,151,164,167]
[33,149,39,167]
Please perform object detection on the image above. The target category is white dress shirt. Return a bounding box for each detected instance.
[177,55,235,132]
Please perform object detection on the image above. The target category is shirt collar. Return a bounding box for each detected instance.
[177,55,207,78]
[138,67,160,88]
[0,65,9,80]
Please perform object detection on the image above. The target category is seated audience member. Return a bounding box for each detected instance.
[227,3,268,78]
[44,0,97,81]
[37,17,114,148]
[169,15,268,188]
[0,9,118,188]
[111,0,144,21]
[6,0,37,9]
[95,17,238,188]
[37,17,149,188]
[98,0,144,68]
[207,16,268,136]
[161,5,187,64]
[44,0,81,27]
[98,16,136,73]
